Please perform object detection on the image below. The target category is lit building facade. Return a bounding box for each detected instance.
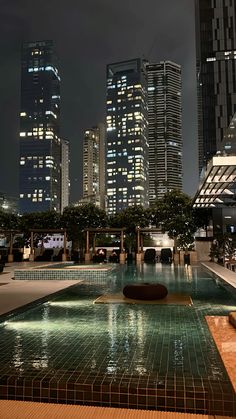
[195,0,236,173]
[61,139,70,211]
[146,61,183,203]
[82,123,105,209]
[19,40,62,213]
[83,128,99,202]
[106,59,149,215]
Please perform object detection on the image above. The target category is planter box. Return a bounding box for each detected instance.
[179,251,197,264]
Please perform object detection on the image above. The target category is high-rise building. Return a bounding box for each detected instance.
[98,123,106,210]
[19,40,62,213]
[82,124,105,209]
[106,59,149,215]
[195,0,236,173]
[61,139,70,211]
[146,61,183,203]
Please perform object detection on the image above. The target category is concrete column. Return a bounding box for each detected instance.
[85,253,91,262]
[136,253,142,263]
[140,234,143,253]
[8,233,14,263]
[85,230,90,262]
[120,230,124,254]
[119,252,126,264]
[136,228,140,254]
[8,254,14,263]
[62,253,67,261]
[86,230,89,253]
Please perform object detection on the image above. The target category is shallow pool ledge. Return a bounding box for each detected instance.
[14,264,115,281]
[201,261,236,289]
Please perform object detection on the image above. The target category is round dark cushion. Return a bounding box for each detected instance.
[123,283,168,300]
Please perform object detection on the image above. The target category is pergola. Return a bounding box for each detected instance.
[193,155,236,208]
[84,228,126,263]
[136,227,162,252]
[29,229,68,261]
[0,230,21,262]
[84,227,167,263]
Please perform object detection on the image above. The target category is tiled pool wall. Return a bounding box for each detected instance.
[14,267,114,281]
[0,374,235,415]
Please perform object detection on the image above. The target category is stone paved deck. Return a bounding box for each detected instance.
[0,262,80,317]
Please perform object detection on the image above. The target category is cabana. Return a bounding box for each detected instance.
[84,228,126,263]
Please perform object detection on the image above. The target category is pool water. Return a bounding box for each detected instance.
[0,263,236,415]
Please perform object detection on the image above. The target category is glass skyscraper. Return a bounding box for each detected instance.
[146,61,183,204]
[106,59,149,215]
[19,40,62,213]
[195,0,236,173]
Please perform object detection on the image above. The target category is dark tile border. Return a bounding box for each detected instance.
[0,373,235,416]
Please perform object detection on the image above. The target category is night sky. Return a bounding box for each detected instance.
[0,0,198,203]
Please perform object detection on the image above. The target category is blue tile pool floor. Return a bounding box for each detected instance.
[0,263,236,415]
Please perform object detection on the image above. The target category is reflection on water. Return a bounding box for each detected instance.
[2,264,236,380]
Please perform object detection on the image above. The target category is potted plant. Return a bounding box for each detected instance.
[223,234,236,263]
[209,239,221,262]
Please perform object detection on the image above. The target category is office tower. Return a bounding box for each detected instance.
[98,123,106,210]
[61,139,70,211]
[195,0,236,173]
[106,59,149,215]
[146,61,183,204]
[82,124,105,209]
[19,40,61,213]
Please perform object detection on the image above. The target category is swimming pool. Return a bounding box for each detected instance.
[0,263,236,415]
[14,262,114,281]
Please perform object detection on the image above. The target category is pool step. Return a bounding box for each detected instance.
[0,400,226,418]
[229,311,236,329]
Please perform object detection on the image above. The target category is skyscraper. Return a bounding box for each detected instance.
[61,139,70,211]
[146,61,183,204]
[19,40,62,213]
[82,124,105,209]
[106,59,149,215]
[195,0,236,173]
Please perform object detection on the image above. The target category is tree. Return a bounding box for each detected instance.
[109,206,151,252]
[61,204,107,252]
[0,210,20,253]
[223,234,236,261]
[0,210,19,230]
[151,190,197,251]
[18,211,62,247]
